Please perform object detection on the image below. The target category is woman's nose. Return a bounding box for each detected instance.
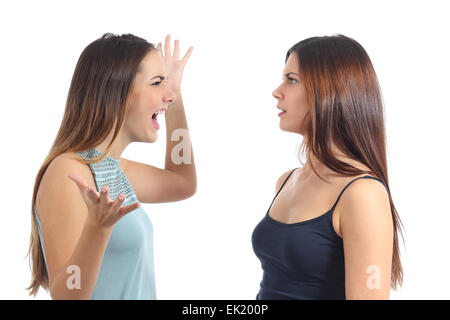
[164,88,176,104]
[272,86,282,100]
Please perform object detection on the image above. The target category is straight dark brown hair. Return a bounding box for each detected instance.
[287,34,404,289]
[26,33,155,296]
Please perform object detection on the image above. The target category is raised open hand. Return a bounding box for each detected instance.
[156,35,193,94]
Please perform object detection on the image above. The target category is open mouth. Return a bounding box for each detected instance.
[152,109,166,118]
[151,108,167,130]
[277,106,286,117]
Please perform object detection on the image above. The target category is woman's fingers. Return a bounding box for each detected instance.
[113,193,126,211]
[85,186,99,203]
[118,201,141,218]
[68,173,93,200]
[161,35,192,62]
[68,174,104,208]
[164,34,171,56]
[99,185,110,206]
[67,173,87,190]
[173,39,179,59]
[156,42,163,57]
[181,46,194,64]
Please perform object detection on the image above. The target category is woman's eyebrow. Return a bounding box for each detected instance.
[284,72,300,77]
[151,75,166,80]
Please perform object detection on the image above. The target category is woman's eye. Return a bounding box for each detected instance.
[151,81,161,86]
[282,77,297,84]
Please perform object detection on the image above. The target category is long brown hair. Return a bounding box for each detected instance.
[26,33,155,296]
[287,34,404,289]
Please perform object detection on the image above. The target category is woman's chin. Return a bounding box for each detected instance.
[279,121,304,135]
[149,134,158,143]
[279,122,292,133]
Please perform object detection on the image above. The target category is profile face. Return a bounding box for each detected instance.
[124,49,176,143]
[272,53,310,136]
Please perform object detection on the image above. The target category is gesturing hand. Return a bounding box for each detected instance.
[157,35,193,94]
[67,173,141,231]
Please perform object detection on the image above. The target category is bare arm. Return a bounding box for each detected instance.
[161,36,196,194]
[38,157,138,299]
[49,220,112,299]
[164,90,196,191]
[339,179,394,299]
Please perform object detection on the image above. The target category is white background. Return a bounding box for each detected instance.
[1,0,449,299]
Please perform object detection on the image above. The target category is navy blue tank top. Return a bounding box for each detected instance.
[251,168,387,300]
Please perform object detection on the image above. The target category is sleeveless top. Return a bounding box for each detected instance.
[251,168,387,300]
[34,147,156,299]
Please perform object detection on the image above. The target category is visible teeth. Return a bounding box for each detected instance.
[152,109,166,118]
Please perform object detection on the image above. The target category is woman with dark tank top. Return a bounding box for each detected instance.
[252,35,404,300]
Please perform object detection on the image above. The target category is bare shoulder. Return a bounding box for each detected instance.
[340,176,389,208]
[337,176,392,236]
[275,167,300,194]
[46,151,89,173]
[37,152,94,211]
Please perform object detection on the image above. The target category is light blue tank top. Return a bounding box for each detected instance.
[34,147,156,299]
